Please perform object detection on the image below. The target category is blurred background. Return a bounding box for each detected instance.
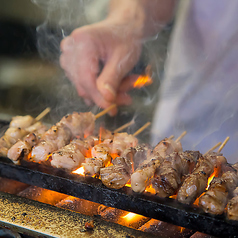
[0,0,172,141]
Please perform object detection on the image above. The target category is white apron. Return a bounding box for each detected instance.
[151,0,238,163]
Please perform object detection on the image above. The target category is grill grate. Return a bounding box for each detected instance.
[0,158,238,237]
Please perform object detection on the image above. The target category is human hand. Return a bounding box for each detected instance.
[60,19,142,115]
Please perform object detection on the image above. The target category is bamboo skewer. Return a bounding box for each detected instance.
[168,135,175,140]
[204,142,222,155]
[218,136,230,153]
[35,107,51,121]
[114,120,135,133]
[95,104,117,119]
[175,131,187,143]
[133,122,151,137]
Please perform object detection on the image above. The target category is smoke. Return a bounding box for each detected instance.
[32,0,90,62]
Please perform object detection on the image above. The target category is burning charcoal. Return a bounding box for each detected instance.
[98,205,149,229]
[138,219,193,238]
[18,186,68,205]
[56,196,100,216]
[0,177,29,195]
[190,232,217,238]
[98,205,125,222]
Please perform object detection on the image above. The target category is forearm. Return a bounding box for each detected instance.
[107,0,177,39]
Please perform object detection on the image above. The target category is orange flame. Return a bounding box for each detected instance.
[122,212,144,223]
[86,148,92,158]
[110,153,120,160]
[145,184,156,194]
[179,227,185,233]
[72,166,85,176]
[206,167,220,190]
[125,183,131,188]
[133,75,153,89]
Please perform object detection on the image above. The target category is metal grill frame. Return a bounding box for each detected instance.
[0,158,238,237]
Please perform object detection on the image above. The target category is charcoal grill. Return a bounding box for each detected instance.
[1,119,238,238]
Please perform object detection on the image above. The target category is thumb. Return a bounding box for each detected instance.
[96,52,129,102]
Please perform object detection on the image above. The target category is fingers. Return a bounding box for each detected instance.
[96,44,141,103]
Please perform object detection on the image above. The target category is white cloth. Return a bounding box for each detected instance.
[152,0,238,163]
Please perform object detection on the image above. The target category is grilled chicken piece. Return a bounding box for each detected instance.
[42,123,71,149]
[31,140,57,162]
[7,133,39,163]
[31,123,72,162]
[0,115,38,157]
[153,138,182,158]
[91,142,112,164]
[0,137,11,156]
[131,155,163,193]
[100,157,131,189]
[9,115,35,129]
[199,164,238,215]
[83,142,112,176]
[51,139,88,171]
[99,128,113,140]
[4,127,28,145]
[25,121,47,136]
[132,144,152,171]
[113,132,138,148]
[84,135,99,147]
[227,187,238,220]
[108,133,138,156]
[82,157,104,175]
[60,112,95,138]
[6,122,47,163]
[152,151,200,197]
[177,152,227,205]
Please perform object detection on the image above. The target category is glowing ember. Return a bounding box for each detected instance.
[145,184,156,194]
[133,75,153,88]
[169,194,177,199]
[179,227,185,233]
[72,166,85,176]
[122,212,144,223]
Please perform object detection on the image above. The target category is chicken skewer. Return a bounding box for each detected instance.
[130,132,186,193]
[82,122,150,177]
[151,139,221,198]
[177,139,229,205]
[50,119,137,172]
[29,104,119,163]
[0,108,50,157]
[199,162,238,215]
[152,151,201,198]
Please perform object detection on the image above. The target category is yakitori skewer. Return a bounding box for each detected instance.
[133,122,151,137]
[204,142,222,155]
[218,136,230,152]
[114,120,135,133]
[2,107,50,144]
[175,131,187,143]
[177,140,227,205]
[35,107,51,121]
[95,104,117,119]
[168,135,175,140]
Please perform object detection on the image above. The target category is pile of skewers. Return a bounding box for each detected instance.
[1,105,238,221]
